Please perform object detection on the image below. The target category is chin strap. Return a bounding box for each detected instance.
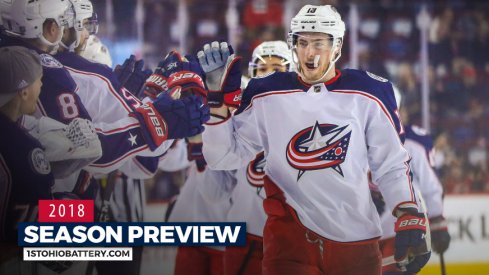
[38,26,65,54]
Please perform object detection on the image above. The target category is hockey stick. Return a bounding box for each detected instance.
[440,253,446,275]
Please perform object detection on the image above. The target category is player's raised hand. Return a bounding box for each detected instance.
[144,51,206,100]
[197,41,242,108]
[123,58,152,99]
[114,55,136,86]
[393,204,431,274]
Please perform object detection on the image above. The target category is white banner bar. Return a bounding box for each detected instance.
[23,247,133,261]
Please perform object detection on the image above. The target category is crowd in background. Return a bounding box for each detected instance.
[91,0,489,194]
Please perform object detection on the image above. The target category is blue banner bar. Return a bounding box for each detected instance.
[18,222,246,247]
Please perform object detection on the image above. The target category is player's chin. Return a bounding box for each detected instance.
[303,69,321,80]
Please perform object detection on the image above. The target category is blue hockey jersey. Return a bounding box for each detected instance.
[0,113,53,242]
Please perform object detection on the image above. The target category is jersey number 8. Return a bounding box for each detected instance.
[58,93,80,119]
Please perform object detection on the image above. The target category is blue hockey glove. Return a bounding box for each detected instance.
[370,189,385,215]
[114,55,136,86]
[131,93,210,150]
[197,41,242,108]
[123,58,152,99]
[394,205,431,274]
[186,141,207,172]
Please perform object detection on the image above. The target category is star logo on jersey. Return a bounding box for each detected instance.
[128,133,138,146]
[246,152,266,198]
[286,121,351,180]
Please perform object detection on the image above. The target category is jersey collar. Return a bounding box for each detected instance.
[297,69,342,89]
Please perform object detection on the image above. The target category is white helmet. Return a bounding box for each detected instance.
[79,35,112,67]
[289,5,346,82]
[248,40,293,78]
[61,0,97,51]
[0,0,72,48]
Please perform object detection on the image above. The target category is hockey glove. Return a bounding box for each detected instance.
[124,59,153,99]
[370,189,385,215]
[131,93,210,150]
[394,204,431,274]
[429,215,451,254]
[197,41,242,108]
[114,55,136,86]
[144,51,207,99]
[187,141,207,172]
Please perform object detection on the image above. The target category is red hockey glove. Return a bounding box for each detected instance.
[144,51,206,99]
[131,94,210,150]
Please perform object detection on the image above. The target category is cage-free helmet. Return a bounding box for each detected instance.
[0,0,72,49]
[248,40,293,78]
[288,5,345,83]
[61,0,98,51]
[79,35,112,67]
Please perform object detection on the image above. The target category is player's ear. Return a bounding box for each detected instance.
[18,88,29,101]
[42,19,58,38]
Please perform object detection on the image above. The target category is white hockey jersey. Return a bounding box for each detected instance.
[203,69,417,242]
[380,124,444,239]
[168,144,234,251]
[227,152,268,237]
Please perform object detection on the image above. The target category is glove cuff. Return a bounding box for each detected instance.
[207,89,241,108]
[167,70,207,97]
[186,141,207,172]
[395,212,427,232]
[131,102,168,150]
[429,216,448,231]
[145,74,168,92]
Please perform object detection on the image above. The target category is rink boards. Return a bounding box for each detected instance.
[420,195,489,275]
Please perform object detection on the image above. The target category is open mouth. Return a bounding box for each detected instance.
[305,62,316,70]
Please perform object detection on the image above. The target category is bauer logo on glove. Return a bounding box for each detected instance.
[144,51,207,100]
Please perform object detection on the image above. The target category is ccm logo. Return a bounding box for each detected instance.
[399,218,426,228]
[142,104,166,137]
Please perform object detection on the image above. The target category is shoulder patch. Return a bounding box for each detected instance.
[29,148,51,175]
[40,54,63,68]
[366,71,388,82]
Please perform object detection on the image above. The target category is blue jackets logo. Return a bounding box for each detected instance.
[286,121,351,180]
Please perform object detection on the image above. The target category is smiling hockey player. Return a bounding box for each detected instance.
[199,4,430,275]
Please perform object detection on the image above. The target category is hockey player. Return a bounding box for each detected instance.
[224,40,293,275]
[79,35,112,68]
[199,5,430,275]
[0,0,209,198]
[152,51,233,275]
[372,90,451,275]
